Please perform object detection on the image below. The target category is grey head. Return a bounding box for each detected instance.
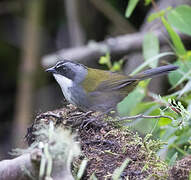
[46,59,88,83]
[46,59,89,108]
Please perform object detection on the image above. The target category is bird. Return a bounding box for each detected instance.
[46,59,178,113]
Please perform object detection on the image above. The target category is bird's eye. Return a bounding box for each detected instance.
[56,65,62,69]
[62,67,67,71]
[56,66,67,72]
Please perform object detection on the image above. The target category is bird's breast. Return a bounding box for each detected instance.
[53,74,74,104]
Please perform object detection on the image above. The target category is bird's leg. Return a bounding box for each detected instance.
[69,111,93,128]
[80,108,116,129]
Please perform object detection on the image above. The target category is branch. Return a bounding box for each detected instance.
[42,31,162,67]
[42,30,191,68]
[0,149,40,180]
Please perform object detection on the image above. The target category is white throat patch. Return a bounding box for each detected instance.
[53,74,73,103]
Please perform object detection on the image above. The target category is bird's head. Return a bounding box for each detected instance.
[46,59,88,83]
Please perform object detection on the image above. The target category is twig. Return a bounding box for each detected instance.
[151,0,159,11]
[113,114,174,122]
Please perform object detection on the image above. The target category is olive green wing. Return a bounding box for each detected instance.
[95,77,138,91]
[81,68,138,93]
[81,68,129,92]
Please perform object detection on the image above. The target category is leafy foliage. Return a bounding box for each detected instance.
[116,3,191,164]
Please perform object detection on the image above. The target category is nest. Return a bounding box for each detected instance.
[26,105,173,179]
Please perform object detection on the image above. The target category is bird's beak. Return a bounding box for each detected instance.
[45,67,57,73]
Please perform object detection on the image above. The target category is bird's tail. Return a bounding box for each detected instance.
[134,65,178,80]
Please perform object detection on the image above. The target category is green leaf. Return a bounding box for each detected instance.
[168,60,191,86]
[112,158,130,180]
[185,51,191,61]
[131,101,158,115]
[148,10,165,22]
[143,32,159,68]
[158,116,172,126]
[77,159,88,180]
[189,171,191,180]
[131,52,175,75]
[144,0,151,6]
[127,104,160,134]
[117,86,145,116]
[174,68,191,88]
[160,127,177,141]
[99,53,110,64]
[161,16,186,56]
[125,0,139,18]
[168,152,178,166]
[167,5,191,36]
[99,53,112,69]
[110,59,124,72]
[89,173,98,180]
[178,80,191,98]
[147,7,172,22]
